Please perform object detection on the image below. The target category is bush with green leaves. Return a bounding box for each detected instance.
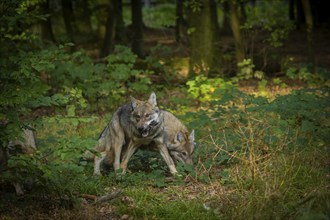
[186,75,234,103]
[232,58,264,82]
[143,3,176,28]
[0,0,60,143]
[285,64,329,86]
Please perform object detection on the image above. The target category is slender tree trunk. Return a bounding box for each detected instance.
[289,0,295,21]
[301,0,315,72]
[175,0,184,42]
[131,0,145,58]
[296,0,304,29]
[239,1,246,23]
[221,1,231,34]
[41,0,55,42]
[210,0,220,37]
[61,0,75,43]
[228,0,245,64]
[81,0,93,34]
[115,0,127,44]
[100,1,117,58]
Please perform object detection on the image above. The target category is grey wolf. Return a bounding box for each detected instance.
[92,93,195,175]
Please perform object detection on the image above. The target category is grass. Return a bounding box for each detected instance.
[1,86,329,220]
[114,187,219,219]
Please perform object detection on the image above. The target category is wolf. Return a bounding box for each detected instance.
[92,110,195,175]
[92,93,195,175]
[151,110,195,165]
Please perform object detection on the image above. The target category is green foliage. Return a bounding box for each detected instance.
[243,0,295,48]
[143,3,176,28]
[185,82,329,219]
[1,119,99,204]
[286,64,329,86]
[186,75,234,102]
[2,43,154,115]
[232,58,264,82]
[145,44,180,85]
[184,1,203,12]
[1,1,329,219]
[104,45,153,103]
[0,0,46,46]
[0,0,60,143]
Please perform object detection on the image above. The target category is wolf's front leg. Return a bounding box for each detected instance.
[120,141,139,173]
[157,143,178,175]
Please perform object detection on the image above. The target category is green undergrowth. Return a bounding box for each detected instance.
[1,85,329,219]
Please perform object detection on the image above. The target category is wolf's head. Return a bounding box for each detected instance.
[130,92,161,138]
[168,130,195,165]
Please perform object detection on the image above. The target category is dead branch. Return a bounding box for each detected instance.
[81,189,122,204]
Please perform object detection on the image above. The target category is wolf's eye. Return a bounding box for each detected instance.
[145,113,150,118]
[134,114,141,121]
[181,151,188,158]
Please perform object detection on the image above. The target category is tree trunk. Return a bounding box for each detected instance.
[81,0,93,34]
[61,0,75,43]
[100,1,117,58]
[301,0,315,72]
[187,0,216,78]
[228,0,245,64]
[296,0,304,29]
[41,0,55,42]
[289,0,295,21]
[175,0,184,42]
[221,1,231,34]
[131,0,145,58]
[239,0,247,23]
[210,0,220,37]
[115,0,127,44]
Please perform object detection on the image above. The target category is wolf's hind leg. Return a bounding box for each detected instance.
[93,152,106,175]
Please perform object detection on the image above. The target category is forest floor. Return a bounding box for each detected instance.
[1,27,329,220]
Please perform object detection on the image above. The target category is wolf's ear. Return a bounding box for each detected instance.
[175,131,184,143]
[189,130,195,142]
[130,96,138,109]
[148,92,157,107]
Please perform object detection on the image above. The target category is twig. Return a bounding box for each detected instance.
[95,190,122,203]
[81,189,122,204]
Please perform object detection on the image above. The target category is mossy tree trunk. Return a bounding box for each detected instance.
[228,0,245,64]
[187,0,221,78]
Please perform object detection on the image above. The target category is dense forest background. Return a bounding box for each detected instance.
[0,0,329,219]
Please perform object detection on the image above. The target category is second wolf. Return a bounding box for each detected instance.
[93,93,195,175]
